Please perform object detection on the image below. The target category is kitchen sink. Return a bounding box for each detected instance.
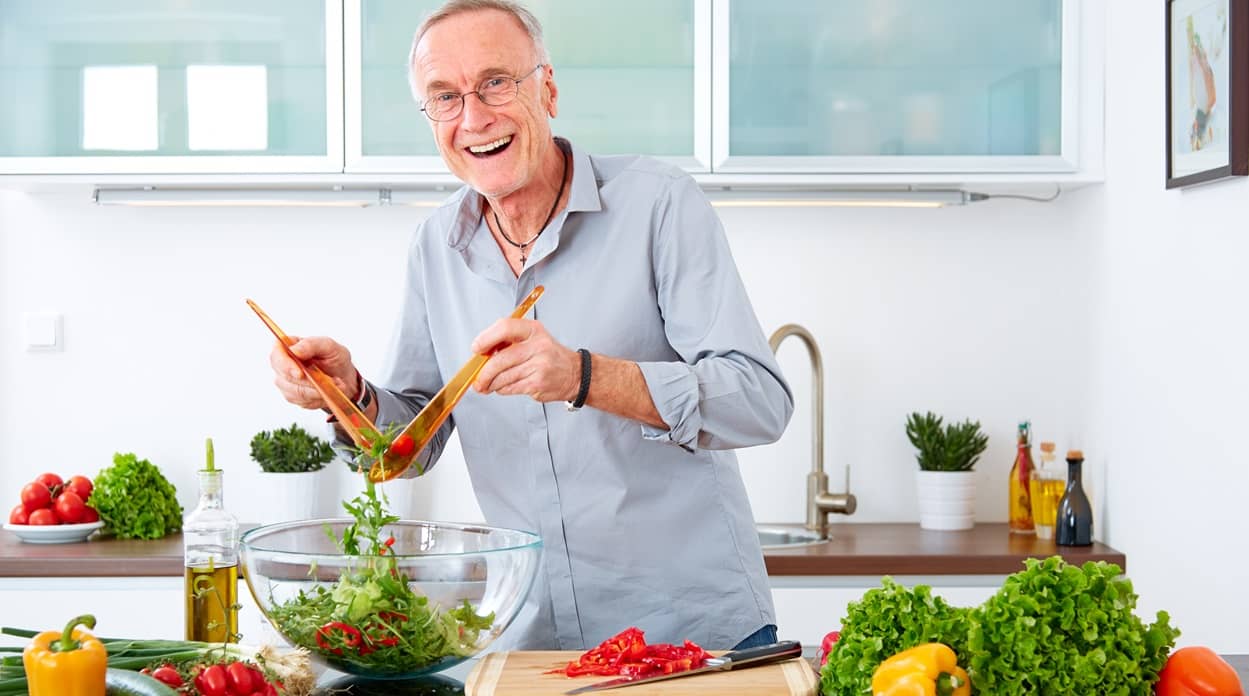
[756,525,826,549]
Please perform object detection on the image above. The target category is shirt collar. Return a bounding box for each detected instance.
[443,137,601,252]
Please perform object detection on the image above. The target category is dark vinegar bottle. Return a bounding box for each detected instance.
[1055,449,1093,546]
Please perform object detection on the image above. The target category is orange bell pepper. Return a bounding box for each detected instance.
[22,614,107,696]
[870,643,971,696]
[1155,646,1245,696]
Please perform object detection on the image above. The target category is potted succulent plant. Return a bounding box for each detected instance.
[249,423,337,524]
[905,412,989,531]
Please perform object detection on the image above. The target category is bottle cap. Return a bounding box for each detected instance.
[1066,449,1084,459]
[1040,441,1055,453]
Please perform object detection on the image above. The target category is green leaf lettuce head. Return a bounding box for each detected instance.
[819,577,972,696]
[88,452,184,540]
[967,556,1180,695]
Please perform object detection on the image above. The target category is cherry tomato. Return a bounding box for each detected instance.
[34,473,63,491]
[150,665,183,688]
[27,508,58,526]
[8,505,28,525]
[80,506,100,523]
[65,475,93,501]
[225,661,257,695]
[20,482,51,513]
[390,434,416,457]
[53,490,86,524]
[195,664,229,696]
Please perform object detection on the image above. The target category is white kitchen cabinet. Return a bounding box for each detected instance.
[0,0,1098,184]
[0,0,343,174]
[770,575,1002,648]
[0,577,280,649]
[346,0,707,174]
[716,0,1077,175]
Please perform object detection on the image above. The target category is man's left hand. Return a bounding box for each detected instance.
[470,318,580,402]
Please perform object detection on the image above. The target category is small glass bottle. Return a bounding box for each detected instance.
[1008,421,1036,534]
[1056,449,1094,546]
[1029,442,1064,540]
[183,438,240,642]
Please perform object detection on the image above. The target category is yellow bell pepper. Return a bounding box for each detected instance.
[22,614,107,696]
[871,643,971,696]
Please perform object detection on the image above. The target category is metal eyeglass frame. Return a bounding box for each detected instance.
[420,64,546,122]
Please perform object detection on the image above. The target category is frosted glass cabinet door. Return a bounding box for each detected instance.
[715,0,1077,173]
[348,0,707,173]
[0,0,343,174]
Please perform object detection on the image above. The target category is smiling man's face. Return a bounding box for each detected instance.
[412,9,557,199]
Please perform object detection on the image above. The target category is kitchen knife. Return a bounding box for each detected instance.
[563,640,804,694]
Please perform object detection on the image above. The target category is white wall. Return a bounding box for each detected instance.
[0,190,1097,527]
[1094,0,1249,655]
[0,0,1243,655]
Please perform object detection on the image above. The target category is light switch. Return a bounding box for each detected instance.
[24,312,62,351]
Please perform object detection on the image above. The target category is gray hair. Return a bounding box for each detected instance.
[407,0,550,104]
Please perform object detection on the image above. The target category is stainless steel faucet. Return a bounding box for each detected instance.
[768,324,857,540]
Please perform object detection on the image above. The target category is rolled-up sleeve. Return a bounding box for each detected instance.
[637,175,793,451]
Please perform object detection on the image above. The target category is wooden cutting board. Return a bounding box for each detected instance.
[464,651,818,696]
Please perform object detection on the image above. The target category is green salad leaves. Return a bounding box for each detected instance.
[88,452,183,539]
[819,578,972,696]
[818,558,1180,696]
[968,557,1179,695]
[265,435,494,676]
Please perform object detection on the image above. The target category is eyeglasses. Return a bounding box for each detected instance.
[420,64,545,122]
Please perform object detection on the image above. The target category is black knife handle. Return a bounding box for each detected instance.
[720,640,804,669]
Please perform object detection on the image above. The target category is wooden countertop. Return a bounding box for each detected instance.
[0,523,1124,578]
[761,522,1126,576]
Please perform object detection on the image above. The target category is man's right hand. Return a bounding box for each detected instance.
[269,336,360,410]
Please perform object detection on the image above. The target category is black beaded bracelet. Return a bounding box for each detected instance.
[566,348,592,412]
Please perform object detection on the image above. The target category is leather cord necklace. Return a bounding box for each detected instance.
[492,140,569,265]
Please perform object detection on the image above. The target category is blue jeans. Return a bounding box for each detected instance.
[731,624,778,650]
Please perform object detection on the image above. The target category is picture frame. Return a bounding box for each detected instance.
[1166,0,1249,189]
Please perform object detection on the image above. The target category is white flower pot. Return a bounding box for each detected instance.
[255,470,335,525]
[915,470,976,531]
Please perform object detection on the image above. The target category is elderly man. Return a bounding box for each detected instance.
[269,0,792,651]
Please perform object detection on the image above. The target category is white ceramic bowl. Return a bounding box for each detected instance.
[3,521,104,544]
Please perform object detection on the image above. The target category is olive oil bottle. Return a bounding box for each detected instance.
[183,438,240,642]
[1008,421,1036,534]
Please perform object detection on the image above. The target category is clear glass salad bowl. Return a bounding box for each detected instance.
[240,519,542,680]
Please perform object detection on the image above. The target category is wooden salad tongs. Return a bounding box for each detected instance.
[246,285,545,484]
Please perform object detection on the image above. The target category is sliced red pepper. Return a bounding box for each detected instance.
[315,621,362,656]
[552,627,709,678]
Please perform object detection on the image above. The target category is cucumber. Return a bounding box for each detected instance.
[105,668,179,696]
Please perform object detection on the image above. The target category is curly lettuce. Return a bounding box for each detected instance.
[88,452,183,539]
[819,578,972,695]
[967,557,1179,695]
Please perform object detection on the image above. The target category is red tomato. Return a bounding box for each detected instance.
[8,505,29,525]
[27,508,58,526]
[195,664,229,696]
[34,473,63,491]
[150,666,183,688]
[20,483,51,513]
[65,476,93,501]
[80,506,100,523]
[390,434,416,457]
[225,661,257,695]
[53,491,86,524]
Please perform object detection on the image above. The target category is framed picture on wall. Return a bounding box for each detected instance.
[1166,0,1248,188]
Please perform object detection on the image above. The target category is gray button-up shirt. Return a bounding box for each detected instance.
[367,139,793,650]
